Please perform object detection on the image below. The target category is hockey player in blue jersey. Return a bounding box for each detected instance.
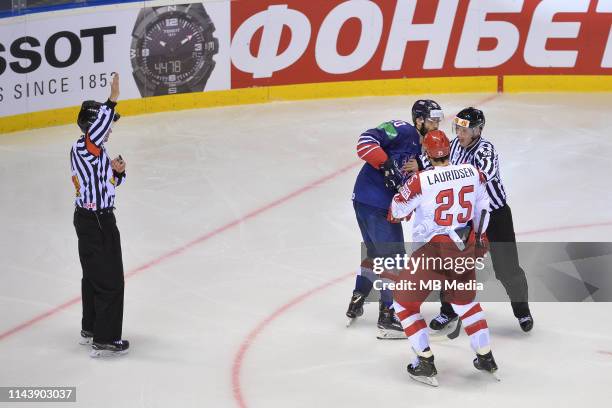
[346,100,444,339]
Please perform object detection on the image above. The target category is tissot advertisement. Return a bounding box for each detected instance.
[0,1,230,116]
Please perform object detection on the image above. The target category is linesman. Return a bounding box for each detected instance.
[429,107,534,333]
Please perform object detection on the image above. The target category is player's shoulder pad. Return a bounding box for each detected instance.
[376,119,414,141]
[360,128,381,139]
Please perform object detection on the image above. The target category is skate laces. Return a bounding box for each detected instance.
[434,313,452,324]
[387,308,402,325]
[392,312,401,324]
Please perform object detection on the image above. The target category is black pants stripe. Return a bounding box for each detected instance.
[441,204,530,318]
[74,209,124,343]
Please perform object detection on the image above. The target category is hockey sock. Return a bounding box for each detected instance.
[354,275,373,296]
[393,301,429,353]
[379,288,393,308]
[452,302,490,354]
[354,259,377,295]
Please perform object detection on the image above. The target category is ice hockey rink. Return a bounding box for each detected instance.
[1,92,612,408]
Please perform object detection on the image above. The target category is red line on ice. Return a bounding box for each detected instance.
[0,92,505,343]
[2,92,611,407]
[229,222,612,407]
[0,298,82,342]
[231,273,353,408]
[0,161,360,342]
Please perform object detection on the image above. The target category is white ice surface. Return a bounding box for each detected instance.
[1,93,611,407]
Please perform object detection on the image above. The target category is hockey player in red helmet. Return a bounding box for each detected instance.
[421,129,449,159]
[387,129,498,386]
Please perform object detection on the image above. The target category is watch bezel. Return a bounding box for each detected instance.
[130,3,219,96]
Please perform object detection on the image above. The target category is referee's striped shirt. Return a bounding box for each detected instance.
[449,137,506,210]
[70,100,125,211]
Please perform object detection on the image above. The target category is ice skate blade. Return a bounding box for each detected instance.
[79,338,92,346]
[408,374,439,387]
[477,367,501,381]
[89,349,129,358]
[376,329,407,340]
[428,320,461,342]
[346,317,356,327]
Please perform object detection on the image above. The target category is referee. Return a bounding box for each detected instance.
[429,107,534,333]
[71,73,130,357]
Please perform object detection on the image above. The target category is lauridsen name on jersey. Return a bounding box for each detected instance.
[424,167,475,186]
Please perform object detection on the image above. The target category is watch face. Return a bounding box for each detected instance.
[131,5,219,95]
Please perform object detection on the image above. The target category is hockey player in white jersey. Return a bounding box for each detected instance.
[387,130,498,386]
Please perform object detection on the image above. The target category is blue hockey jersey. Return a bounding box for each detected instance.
[352,120,421,209]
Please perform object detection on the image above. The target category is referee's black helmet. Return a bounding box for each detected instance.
[455,107,485,130]
[77,100,121,133]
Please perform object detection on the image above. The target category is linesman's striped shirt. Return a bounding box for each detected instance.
[70,100,125,211]
[449,137,506,210]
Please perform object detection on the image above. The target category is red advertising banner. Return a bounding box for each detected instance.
[230,0,612,89]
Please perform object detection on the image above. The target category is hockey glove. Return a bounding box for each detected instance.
[382,159,402,192]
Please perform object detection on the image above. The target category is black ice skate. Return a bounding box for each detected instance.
[473,351,500,381]
[407,353,438,387]
[79,330,93,346]
[429,312,457,330]
[518,314,534,332]
[376,303,405,339]
[345,291,366,327]
[428,313,462,341]
[90,340,130,358]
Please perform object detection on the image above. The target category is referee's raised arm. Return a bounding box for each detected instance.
[81,74,120,155]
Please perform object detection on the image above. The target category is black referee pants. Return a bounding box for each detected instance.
[74,208,125,343]
[440,204,530,318]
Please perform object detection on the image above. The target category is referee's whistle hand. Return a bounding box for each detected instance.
[112,156,126,173]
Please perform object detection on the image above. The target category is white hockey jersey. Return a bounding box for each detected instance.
[391,163,490,243]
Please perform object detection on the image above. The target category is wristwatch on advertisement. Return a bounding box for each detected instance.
[130,3,219,97]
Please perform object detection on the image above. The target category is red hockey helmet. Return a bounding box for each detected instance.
[423,130,450,159]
